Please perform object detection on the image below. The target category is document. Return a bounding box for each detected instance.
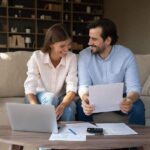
[89,82,124,113]
[49,122,137,141]
[50,133,86,141]
[96,123,137,135]
[49,122,95,141]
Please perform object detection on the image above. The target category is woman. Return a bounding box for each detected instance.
[24,23,77,121]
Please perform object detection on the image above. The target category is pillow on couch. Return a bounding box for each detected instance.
[135,54,150,86]
[0,51,32,97]
[142,75,150,96]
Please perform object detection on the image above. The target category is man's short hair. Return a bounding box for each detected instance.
[87,18,119,45]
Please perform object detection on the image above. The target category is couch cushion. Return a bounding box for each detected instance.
[141,96,150,126]
[93,112,128,123]
[141,96,150,118]
[135,54,150,86]
[0,51,32,97]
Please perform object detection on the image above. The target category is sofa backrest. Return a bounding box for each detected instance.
[0,51,150,98]
[0,51,32,97]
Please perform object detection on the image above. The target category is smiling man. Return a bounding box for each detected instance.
[77,18,145,125]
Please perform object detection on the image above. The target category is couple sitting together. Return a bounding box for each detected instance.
[24,18,145,126]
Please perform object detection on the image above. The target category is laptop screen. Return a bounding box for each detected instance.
[6,103,58,133]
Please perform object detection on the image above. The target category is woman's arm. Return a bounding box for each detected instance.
[56,54,77,120]
[24,52,39,96]
[26,93,38,104]
[56,91,76,120]
[61,91,76,107]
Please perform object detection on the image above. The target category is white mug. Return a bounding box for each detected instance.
[25,28,31,33]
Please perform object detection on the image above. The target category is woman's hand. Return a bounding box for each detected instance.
[55,103,66,120]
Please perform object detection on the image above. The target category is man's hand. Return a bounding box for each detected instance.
[55,103,66,120]
[81,95,95,116]
[120,98,133,114]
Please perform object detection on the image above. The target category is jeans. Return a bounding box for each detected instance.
[76,98,145,125]
[26,92,76,150]
[36,91,76,121]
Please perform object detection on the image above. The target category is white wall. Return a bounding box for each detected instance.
[104,0,150,54]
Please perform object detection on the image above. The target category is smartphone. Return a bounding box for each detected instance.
[87,127,103,134]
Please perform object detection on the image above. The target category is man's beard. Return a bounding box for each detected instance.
[90,45,105,54]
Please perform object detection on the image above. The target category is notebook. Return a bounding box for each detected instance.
[6,103,58,133]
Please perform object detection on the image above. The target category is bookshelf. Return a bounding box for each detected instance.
[0,0,103,53]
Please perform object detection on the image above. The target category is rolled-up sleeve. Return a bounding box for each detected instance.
[24,53,40,95]
[78,50,92,98]
[125,54,142,95]
[66,54,78,93]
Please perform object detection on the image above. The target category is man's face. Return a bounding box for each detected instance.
[88,27,107,54]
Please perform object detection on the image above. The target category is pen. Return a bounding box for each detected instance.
[68,128,77,135]
[91,122,97,127]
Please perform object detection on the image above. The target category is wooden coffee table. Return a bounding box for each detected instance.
[0,125,150,150]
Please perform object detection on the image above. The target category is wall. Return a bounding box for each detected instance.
[104,0,150,54]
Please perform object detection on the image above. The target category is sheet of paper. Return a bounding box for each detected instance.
[89,83,124,113]
[50,133,86,141]
[96,123,137,135]
[49,122,95,141]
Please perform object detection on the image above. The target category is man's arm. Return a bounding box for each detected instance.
[78,50,94,115]
[78,50,92,99]
[127,91,140,103]
[121,52,141,113]
[125,53,141,98]
[120,91,139,113]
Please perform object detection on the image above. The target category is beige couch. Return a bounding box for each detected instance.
[0,51,150,150]
[0,51,36,150]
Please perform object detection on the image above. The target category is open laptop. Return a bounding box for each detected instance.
[6,103,58,133]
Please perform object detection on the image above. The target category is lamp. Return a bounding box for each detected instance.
[25,37,31,48]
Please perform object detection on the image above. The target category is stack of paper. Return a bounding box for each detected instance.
[49,123,137,141]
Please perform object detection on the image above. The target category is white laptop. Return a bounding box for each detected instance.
[6,103,58,133]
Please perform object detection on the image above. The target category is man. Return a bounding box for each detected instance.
[77,18,145,125]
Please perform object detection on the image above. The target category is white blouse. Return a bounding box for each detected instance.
[24,50,78,96]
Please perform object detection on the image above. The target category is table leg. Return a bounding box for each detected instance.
[137,147,144,150]
[9,144,24,150]
[136,145,150,150]
[141,145,150,150]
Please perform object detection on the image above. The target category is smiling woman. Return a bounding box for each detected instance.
[24,24,78,124]
[42,23,71,53]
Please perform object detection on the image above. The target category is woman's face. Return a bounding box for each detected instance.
[50,39,71,58]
